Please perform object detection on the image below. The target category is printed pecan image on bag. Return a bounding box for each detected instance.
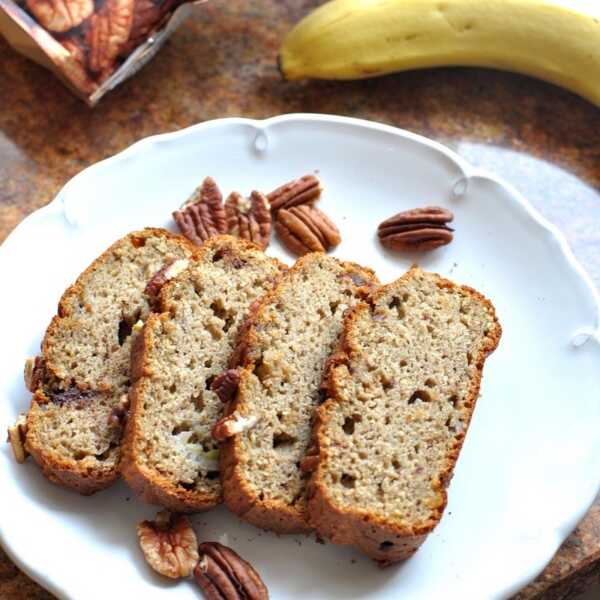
[0,0,203,104]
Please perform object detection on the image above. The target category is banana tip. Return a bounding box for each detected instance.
[276,53,288,81]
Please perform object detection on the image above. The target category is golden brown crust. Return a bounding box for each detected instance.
[219,253,377,534]
[25,228,195,495]
[306,266,501,565]
[120,236,286,512]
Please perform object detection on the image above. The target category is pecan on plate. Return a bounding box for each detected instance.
[137,511,199,579]
[194,541,269,600]
[378,206,454,252]
[7,414,28,464]
[225,191,271,250]
[26,0,93,32]
[267,174,322,212]
[275,205,341,256]
[86,0,134,77]
[173,177,227,246]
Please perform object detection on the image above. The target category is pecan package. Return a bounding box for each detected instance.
[0,0,203,104]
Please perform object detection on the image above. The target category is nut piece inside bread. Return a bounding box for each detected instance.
[24,229,195,494]
[218,253,378,533]
[307,267,501,564]
[120,236,285,512]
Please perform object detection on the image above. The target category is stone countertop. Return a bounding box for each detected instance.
[0,1,599,598]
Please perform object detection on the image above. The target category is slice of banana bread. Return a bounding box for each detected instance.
[215,253,378,533]
[24,229,195,494]
[306,267,501,564]
[120,236,286,512]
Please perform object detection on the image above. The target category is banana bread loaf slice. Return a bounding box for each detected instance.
[215,253,378,533]
[24,229,195,494]
[306,267,501,564]
[120,236,286,512]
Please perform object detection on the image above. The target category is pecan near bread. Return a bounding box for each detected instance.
[194,542,269,600]
[26,0,93,32]
[173,177,228,245]
[275,205,341,256]
[378,206,454,252]
[225,191,272,250]
[137,511,199,579]
[267,174,322,211]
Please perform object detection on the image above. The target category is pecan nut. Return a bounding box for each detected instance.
[173,177,227,245]
[86,0,134,75]
[267,174,321,212]
[121,0,173,54]
[194,541,268,600]
[211,369,241,404]
[108,393,130,426]
[144,258,190,301]
[7,414,28,464]
[59,38,97,94]
[24,356,45,392]
[275,205,341,256]
[137,511,199,579]
[378,206,454,252]
[212,411,258,441]
[299,443,320,473]
[26,0,93,32]
[225,191,271,250]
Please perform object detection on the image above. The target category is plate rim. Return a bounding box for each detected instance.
[1,113,599,600]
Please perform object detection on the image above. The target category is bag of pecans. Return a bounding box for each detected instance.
[0,0,204,105]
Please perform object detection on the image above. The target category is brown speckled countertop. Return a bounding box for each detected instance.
[0,1,599,598]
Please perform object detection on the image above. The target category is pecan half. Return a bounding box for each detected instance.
[267,174,321,212]
[26,0,93,32]
[137,511,199,579]
[299,443,320,473]
[224,191,271,250]
[173,177,227,245]
[24,356,45,393]
[59,38,98,94]
[211,369,241,404]
[275,205,341,256]
[7,414,28,464]
[194,542,268,600]
[144,258,189,301]
[108,393,130,426]
[86,0,134,75]
[212,411,258,441]
[121,0,173,54]
[378,207,454,252]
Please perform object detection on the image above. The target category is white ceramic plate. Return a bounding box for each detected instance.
[1,115,599,600]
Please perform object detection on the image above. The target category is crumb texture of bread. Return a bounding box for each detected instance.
[25,229,194,494]
[307,267,501,564]
[121,236,285,512]
[220,253,378,533]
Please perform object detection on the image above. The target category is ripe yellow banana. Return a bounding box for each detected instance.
[279,0,600,107]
